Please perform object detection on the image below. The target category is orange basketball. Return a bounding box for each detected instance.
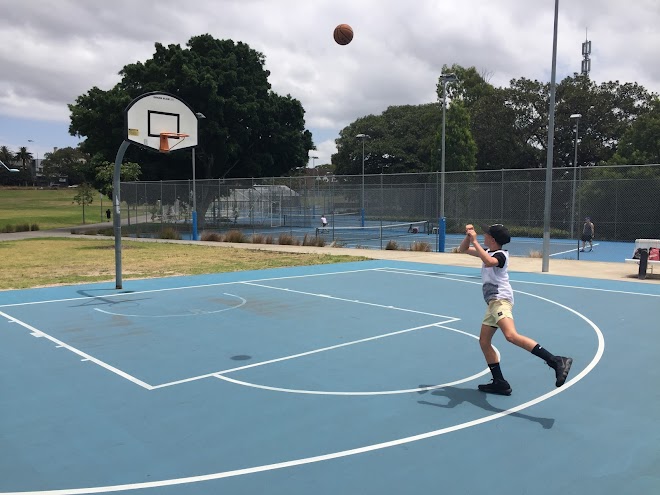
[333,24,353,45]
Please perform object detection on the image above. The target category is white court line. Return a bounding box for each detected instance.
[549,243,599,257]
[2,298,602,495]
[242,281,454,319]
[0,272,605,495]
[0,267,380,308]
[0,310,153,390]
[151,319,460,390]
[377,266,660,298]
[93,293,246,317]
[213,324,493,396]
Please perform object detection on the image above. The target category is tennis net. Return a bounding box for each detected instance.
[315,220,431,243]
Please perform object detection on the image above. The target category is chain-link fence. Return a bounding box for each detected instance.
[119,163,660,249]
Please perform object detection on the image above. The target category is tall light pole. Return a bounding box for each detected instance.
[438,72,457,252]
[541,0,559,272]
[191,112,206,240]
[28,139,38,182]
[569,113,582,239]
[356,133,370,226]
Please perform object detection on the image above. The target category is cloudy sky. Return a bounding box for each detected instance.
[1,0,659,169]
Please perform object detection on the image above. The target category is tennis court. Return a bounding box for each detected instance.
[1,258,659,494]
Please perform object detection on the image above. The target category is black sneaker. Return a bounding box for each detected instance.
[478,379,512,396]
[551,356,573,387]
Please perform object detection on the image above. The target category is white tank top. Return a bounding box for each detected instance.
[481,249,514,304]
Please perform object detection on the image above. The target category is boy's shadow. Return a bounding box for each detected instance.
[417,385,555,429]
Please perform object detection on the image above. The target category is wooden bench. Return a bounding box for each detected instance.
[625,239,660,279]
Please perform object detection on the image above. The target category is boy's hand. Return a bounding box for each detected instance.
[465,224,477,243]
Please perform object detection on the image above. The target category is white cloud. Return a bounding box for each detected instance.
[1,0,659,166]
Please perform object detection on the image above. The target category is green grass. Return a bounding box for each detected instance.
[0,187,110,229]
[0,238,366,290]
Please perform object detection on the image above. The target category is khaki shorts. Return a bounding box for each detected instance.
[482,299,514,327]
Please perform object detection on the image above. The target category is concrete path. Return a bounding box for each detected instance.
[1,223,657,283]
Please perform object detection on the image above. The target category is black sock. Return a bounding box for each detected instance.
[488,362,505,381]
[532,344,557,366]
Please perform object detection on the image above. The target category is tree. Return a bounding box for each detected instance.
[14,147,33,172]
[607,98,660,164]
[72,183,95,224]
[435,100,477,172]
[332,103,470,175]
[69,34,314,182]
[41,147,91,185]
[94,161,141,200]
[0,145,13,165]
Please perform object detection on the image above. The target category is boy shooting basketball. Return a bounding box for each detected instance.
[458,223,572,395]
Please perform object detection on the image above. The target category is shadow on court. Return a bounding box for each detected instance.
[417,385,556,430]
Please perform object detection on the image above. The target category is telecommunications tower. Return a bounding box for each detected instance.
[581,29,591,76]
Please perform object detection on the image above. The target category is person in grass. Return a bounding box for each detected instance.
[458,223,573,395]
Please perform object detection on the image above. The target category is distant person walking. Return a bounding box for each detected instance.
[580,217,594,252]
[106,208,111,220]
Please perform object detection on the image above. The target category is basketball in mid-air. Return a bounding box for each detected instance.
[333,24,353,45]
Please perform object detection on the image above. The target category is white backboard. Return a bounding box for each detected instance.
[124,92,198,152]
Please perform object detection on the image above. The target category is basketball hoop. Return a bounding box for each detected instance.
[159,132,190,153]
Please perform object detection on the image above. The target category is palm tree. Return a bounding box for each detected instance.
[0,145,13,166]
[14,147,33,171]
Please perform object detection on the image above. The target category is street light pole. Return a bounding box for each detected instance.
[191,112,206,240]
[541,0,559,272]
[438,73,457,252]
[569,113,582,239]
[356,133,370,226]
[28,139,38,184]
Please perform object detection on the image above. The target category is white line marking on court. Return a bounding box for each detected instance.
[0,298,601,495]
[549,243,599,257]
[242,281,455,319]
[378,266,660,297]
[0,273,605,495]
[93,293,246,317]
[0,267,380,308]
[150,319,460,390]
[213,324,494,396]
[0,310,153,390]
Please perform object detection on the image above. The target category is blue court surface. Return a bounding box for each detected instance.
[1,260,659,495]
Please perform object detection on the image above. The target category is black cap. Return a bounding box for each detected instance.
[481,224,511,246]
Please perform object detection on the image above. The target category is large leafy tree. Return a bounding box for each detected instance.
[602,98,660,165]
[40,147,91,185]
[69,34,313,182]
[332,102,475,175]
[553,76,656,168]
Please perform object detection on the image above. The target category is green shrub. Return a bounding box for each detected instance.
[159,227,181,240]
[301,234,327,247]
[201,231,223,242]
[410,241,432,252]
[30,223,39,231]
[224,230,247,243]
[278,233,300,245]
[385,240,399,250]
